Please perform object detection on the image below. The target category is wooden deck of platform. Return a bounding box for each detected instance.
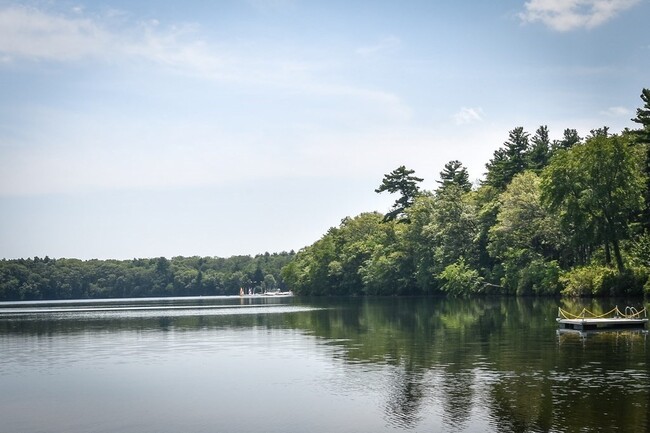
[557,317,649,331]
[557,306,648,331]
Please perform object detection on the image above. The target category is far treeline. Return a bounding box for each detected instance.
[281,89,650,298]
[0,253,294,301]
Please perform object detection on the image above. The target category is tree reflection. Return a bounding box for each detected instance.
[384,363,424,428]
[291,297,649,432]
[440,368,474,430]
[1,296,648,432]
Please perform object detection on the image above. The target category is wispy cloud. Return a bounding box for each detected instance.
[0,4,415,196]
[0,5,113,61]
[519,0,640,31]
[453,107,484,125]
[0,5,223,74]
[0,4,406,107]
[356,36,401,57]
[600,106,631,117]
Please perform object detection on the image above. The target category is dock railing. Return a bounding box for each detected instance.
[557,306,648,321]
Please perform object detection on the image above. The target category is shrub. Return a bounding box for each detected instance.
[560,265,649,297]
[438,258,484,296]
[559,266,604,297]
[517,259,561,296]
[598,266,648,296]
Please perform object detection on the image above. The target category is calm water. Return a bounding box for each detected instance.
[0,296,648,433]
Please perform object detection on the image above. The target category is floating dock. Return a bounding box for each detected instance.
[557,306,648,331]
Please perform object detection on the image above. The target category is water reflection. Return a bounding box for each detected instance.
[289,297,649,432]
[384,363,425,428]
[1,296,648,433]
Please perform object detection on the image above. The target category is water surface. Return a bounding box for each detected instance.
[1,296,648,432]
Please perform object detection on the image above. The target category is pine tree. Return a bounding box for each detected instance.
[375,165,424,222]
[437,160,472,192]
[484,127,531,190]
[528,125,551,171]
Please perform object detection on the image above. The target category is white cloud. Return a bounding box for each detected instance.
[453,107,484,125]
[0,3,418,197]
[0,5,406,109]
[0,6,113,61]
[519,0,640,31]
[0,5,224,75]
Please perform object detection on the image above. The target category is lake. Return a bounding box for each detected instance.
[0,296,648,433]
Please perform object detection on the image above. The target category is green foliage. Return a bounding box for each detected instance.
[542,133,645,271]
[597,267,648,297]
[552,128,581,151]
[630,88,650,231]
[429,185,481,274]
[438,258,483,296]
[510,257,561,296]
[282,213,393,295]
[559,265,648,297]
[437,160,472,192]
[528,125,551,171]
[629,231,650,267]
[375,165,424,222]
[631,88,650,132]
[360,223,417,295]
[488,172,565,294]
[484,127,532,190]
[559,265,605,297]
[0,253,294,301]
[489,172,563,260]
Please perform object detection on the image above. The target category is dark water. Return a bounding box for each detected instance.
[0,296,648,433]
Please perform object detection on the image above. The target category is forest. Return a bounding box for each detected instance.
[1,89,649,301]
[281,89,650,297]
[0,253,293,301]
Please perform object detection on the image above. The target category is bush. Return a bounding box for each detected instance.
[560,266,597,297]
[438,258,484,296]
[517,259,561,296]
[560,265,649,297]
[599,266,648,296]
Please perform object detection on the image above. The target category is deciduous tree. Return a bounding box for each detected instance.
[541,134,645,272]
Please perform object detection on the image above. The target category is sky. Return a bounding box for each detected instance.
[0,0,649,260]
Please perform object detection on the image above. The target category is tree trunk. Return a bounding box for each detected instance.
[612,237,625,273]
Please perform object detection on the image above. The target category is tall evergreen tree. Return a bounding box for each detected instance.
[632,88,650,133]
[528,125,551,171]
[375,166,424,222]
[588,126,610,139]
[484,127,531,190]
[437,160,472,192]
[552,128,581,151]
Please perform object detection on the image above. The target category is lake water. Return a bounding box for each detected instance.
[1,296,648,433]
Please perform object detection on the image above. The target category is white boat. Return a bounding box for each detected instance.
[262,290,293,297]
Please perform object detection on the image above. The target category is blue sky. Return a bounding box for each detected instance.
[1,0,648,259]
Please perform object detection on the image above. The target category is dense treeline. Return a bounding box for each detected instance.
[282,89,650,297]
[0,253,294,301]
